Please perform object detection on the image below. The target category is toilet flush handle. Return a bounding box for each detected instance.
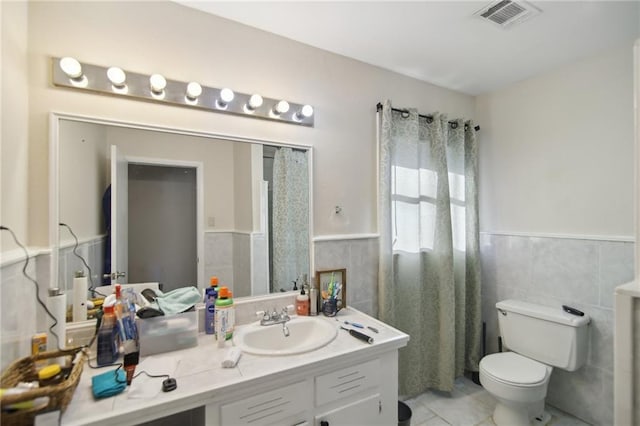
[498,308,507,316]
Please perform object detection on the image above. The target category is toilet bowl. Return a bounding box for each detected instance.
[479,352,552,425]
[480,300,590,426]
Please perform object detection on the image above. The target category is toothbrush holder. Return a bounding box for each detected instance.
[322,298,342,317]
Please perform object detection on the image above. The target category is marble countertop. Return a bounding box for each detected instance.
[61,308,409,426]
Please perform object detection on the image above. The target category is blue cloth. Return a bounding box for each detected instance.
[91,369,126,399]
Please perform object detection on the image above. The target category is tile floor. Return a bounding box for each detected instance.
[402,377,591,426]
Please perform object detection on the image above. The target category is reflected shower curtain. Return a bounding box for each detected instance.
[378,100,481,394]
[272,147,309,292]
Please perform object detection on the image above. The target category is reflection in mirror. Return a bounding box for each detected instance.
[55,117,311,322]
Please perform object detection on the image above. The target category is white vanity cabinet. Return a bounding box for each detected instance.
[206,351,398,426]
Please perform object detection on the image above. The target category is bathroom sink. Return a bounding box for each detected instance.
[233,316,338,356]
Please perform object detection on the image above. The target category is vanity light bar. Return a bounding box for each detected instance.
[51,57,315,127]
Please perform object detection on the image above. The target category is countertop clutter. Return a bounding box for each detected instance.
[61,307,409,426]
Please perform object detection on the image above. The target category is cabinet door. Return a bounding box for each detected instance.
[314,393,383,426]
[220,380,310,425]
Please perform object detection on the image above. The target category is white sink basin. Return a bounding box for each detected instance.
[233,316,338,356]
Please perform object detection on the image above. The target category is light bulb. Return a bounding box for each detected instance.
[248,94,263,110]
[59,57,82,79]
[217,88,234,108]
[296,104,314,119]
[220,88,234,102]
[150,74,167,94]
[186,82,202,100]
[107,67,126,88]
[274,100,290,115]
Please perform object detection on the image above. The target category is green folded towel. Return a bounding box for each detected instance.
[155,286,201,316]
[92,369,126,399]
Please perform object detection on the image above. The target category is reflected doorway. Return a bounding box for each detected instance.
[128,163,197,292]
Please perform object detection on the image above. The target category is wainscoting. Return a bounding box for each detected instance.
[314,236,379,317]
[2,231,630,424]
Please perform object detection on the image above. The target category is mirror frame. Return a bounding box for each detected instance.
[49,111,315,305]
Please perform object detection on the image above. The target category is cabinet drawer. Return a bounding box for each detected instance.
[315,359,380,406]
[220,380,310,425]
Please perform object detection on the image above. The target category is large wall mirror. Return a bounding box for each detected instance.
[50,113,313,322]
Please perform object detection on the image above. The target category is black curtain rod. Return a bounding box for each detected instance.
[376,102,480,132]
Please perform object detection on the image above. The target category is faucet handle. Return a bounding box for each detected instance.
[270,308,279,320]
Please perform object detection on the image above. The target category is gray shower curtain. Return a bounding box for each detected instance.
[272,147,309,292]
[378,100,481,394]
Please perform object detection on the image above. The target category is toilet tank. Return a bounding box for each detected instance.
[497,299,590,371]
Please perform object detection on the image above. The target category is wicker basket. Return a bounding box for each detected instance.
[1,347,86,426]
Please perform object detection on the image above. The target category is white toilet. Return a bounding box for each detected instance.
[479,299,590,426]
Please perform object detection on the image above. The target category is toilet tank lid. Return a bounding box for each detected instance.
[496,300,590,327]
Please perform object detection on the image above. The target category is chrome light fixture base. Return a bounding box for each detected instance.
[52,57,314,127]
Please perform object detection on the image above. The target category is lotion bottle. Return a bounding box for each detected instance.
[204,287,216,335]
[296,286,310,316]
[215,286,234,346]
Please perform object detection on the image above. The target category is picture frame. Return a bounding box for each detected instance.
[316,268,347,308]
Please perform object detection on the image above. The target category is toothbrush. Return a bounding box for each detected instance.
[335,318,364,328]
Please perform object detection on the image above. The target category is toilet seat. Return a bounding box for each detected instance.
[480,352,550,387]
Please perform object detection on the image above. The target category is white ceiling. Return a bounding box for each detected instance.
[177,1,639,95]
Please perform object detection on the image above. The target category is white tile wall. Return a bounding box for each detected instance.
[58,236,105,293]
[232,233,251,297]
[480,232,634,425]
[2,231,627,425]
[204,232,234,288]
[314,237,379,317]
[1,252,50,370]
[204,232,254,295]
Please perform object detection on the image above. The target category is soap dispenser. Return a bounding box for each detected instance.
[296,286,310,316]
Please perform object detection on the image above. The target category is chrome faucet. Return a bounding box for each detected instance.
[260,307,291,327]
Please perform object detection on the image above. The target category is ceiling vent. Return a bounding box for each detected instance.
[474,0,541,29]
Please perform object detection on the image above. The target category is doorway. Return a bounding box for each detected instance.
[127,163,198,292]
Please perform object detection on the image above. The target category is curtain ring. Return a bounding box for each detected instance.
[426,116,433,124]
[401,109,410,119]
[450,121,458,129]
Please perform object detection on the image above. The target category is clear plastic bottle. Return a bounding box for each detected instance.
[114,284,136,342]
